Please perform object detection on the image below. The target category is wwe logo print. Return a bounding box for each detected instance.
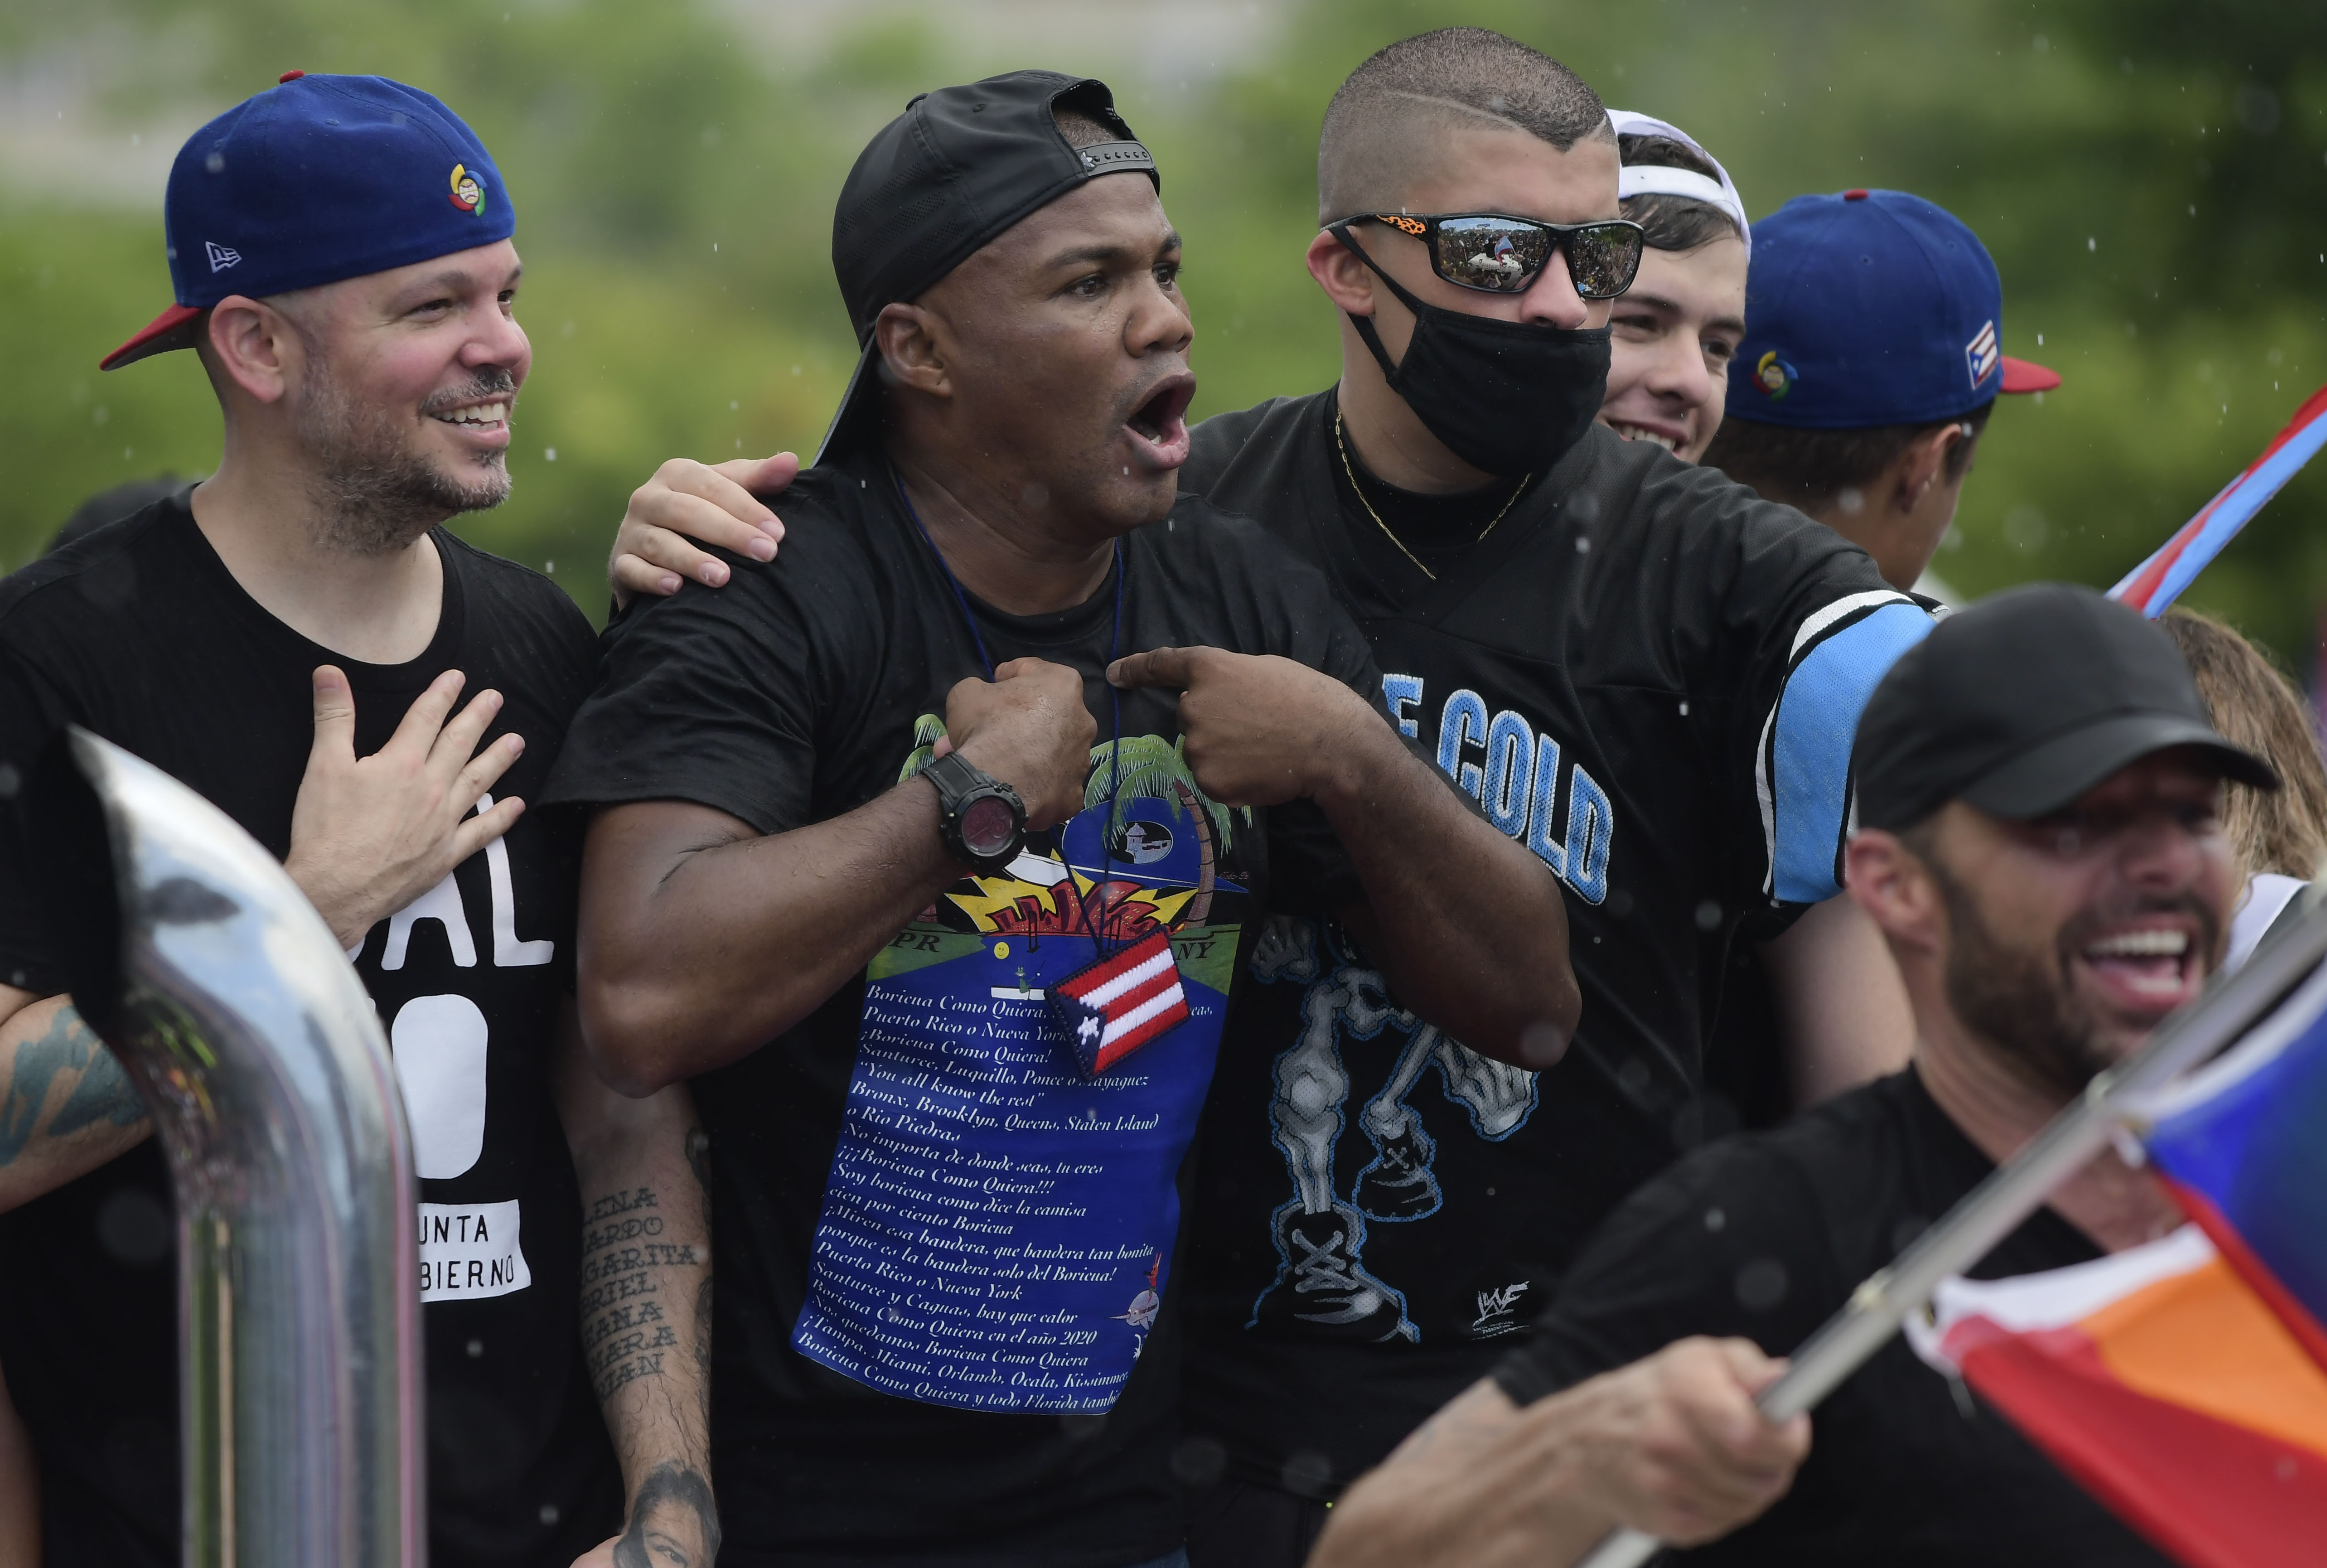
[1049,930,1190,1076]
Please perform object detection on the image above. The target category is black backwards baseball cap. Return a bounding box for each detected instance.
[1854,584,2278,832]
[1727,189,2059,430]
[102,71,514,371]
[815,71,1158,464]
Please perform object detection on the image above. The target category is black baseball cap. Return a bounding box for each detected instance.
[1854,583,2278,831]
[816,71,1159,465]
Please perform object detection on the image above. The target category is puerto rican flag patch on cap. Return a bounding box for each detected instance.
[1049,930,1190,1077]
[1965,319,2001,390]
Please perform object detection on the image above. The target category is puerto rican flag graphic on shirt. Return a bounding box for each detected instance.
[1050,930,1191,1076]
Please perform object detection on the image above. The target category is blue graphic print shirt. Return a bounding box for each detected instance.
[544,452,1379,1567]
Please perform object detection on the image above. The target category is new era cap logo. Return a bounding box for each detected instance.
[205,240,241,273]
[1966,319,2001,389]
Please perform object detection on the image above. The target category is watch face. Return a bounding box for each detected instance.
[959,794,1019,858]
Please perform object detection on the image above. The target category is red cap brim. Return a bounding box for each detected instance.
[100,304,205,372]
[1998,355,2061,395]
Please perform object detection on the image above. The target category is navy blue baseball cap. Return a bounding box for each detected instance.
[103,71,515,371]
[1725,188,2057,430]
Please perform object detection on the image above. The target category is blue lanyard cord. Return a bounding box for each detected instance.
[892,466,1128,954]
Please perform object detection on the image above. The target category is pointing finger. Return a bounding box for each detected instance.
[1108,647,1194,691]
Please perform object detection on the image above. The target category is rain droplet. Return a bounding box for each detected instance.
[1735,1258,1789,1310]
[1281,1450,1333,1498]
[1171,1436,1226,1486]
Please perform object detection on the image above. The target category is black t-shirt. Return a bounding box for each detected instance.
[1492,1068,2169,1566]
[0,494,619,1568]
[540,450,1378,1568]
[1171,393,1935,1495]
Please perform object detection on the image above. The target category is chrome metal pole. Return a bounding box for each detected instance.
[1572,887,2327,1568]
[32,728,425,1568]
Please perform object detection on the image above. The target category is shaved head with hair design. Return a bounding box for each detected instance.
[1318,28,1612,223]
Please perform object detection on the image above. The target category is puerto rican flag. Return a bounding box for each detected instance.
[1050,930,1190,1076]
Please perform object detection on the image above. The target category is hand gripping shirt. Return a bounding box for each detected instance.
[1170,394,1933,1496]
[541,450,1377,1568]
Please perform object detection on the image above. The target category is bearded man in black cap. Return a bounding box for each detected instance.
[543,72,1574,1567]
[1316,583,2275,1568]
[606,30,1931,1561]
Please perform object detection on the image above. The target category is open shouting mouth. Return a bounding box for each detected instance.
[2075,917,2206,1018]
[1121,372,1195,473]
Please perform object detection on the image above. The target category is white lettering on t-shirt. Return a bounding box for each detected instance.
[478,792,554,967]
[392,993,490,1180]
[417,1199,529,1302]
[382,873,476,970]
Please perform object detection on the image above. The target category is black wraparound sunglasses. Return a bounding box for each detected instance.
[1335,212,1647,300]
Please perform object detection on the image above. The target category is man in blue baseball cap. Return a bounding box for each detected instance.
[1703,189,2060,592]
[0,72,714,1568]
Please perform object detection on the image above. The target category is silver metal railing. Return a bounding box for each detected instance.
[32,727,424,1568]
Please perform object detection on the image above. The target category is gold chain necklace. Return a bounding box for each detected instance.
[1333,411,1529,582]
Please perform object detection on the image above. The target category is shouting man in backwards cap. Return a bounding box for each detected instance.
[541,71,1575,1567]
[0,74,714,1568]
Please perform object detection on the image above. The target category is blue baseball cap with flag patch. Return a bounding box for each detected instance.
[102,71,515,371]
[1724,188,2057,429]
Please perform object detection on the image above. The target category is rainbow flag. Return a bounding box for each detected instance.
[1911,1227,2327,1567]
[2138,953,2327,1370]
[2109,385,2327,618]
[1910,950,2327,1566]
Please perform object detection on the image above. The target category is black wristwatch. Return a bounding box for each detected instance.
[922,751,1028,874]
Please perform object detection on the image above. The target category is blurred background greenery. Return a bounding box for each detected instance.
[2,0,2323,665]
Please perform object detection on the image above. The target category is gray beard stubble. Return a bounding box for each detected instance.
[296,354,517,555]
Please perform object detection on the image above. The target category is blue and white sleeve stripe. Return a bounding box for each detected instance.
[1756,593,1935,905]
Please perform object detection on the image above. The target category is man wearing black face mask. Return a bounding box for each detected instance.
[1157,34,1932,1563]
[604,29,1933,1567]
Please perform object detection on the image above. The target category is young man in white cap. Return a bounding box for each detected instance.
[1593,111,1751,465]
[0,72,713,1568]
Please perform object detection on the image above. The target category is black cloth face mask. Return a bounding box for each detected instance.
[1333,225,1611,478]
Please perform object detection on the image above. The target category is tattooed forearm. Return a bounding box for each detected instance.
[568,1089,717,1563]
[580,1185,702,1401]
[0,1000,145,1171]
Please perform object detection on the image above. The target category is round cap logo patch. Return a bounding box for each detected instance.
[1753,348,1795,400]
[448,163,486,216]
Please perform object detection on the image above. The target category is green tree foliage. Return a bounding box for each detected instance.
[4,0,2323,669]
